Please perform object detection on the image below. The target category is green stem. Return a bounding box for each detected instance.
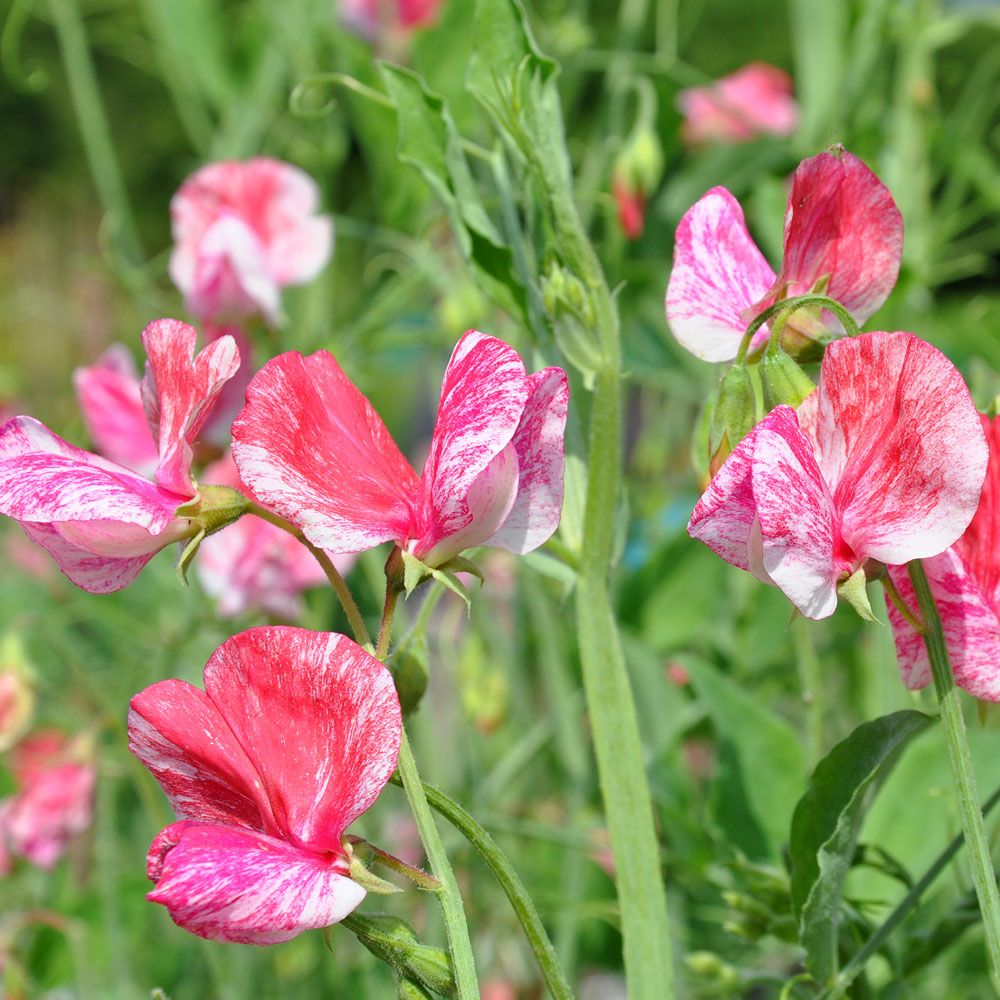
[735,294,860,363]
[791,617,824,771]
[47,0,143,265]
[247,502,371,649]
[907,560,1000,988]
[388,774,573,1000]
[395,729,480,1000]
[821,783,1000,999]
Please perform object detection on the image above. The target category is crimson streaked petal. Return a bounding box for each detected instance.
[486,367,570,555]
[665,187,776,362]
[202,628,401,852]
[814,332,988,565]
[232,350,420,552]
[128,679,272,833]
[147,821,364,945]
[140,319,240,497]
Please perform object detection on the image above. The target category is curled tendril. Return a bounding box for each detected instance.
[735,294,861,364]
[2,0,48,94]
[289,72,395,119]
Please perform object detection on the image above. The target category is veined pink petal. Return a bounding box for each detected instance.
[128,679,274,833]
[665,187,776,362]
[267,215,334,286]
[750,407,839,619]
[755,149,903,327]
[486,367,570,554]
[232,351,420,552]
[146,821,364,945]
[140,319,240,498]
[202,628,401,853]
[887,555,1000,701]
[73,345,158,475]
[201,324,256,446]
[414,332,530,560]
[812,332,987,564]
[0,417,182,532]
[20,523,157,594]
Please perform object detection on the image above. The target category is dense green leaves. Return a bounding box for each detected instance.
[790,710,935,984]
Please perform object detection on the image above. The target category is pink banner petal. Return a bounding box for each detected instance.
[812,332,987,564]
[232,350,420,552]
[147,821,364,945]
[666,187,776,362]
[202,628,401,853]
[141,319,240,498]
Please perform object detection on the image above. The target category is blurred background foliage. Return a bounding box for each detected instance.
[2,0,1000,997]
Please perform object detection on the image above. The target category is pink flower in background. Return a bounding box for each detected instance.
[689,332,987,620]
[679,63,798,146]
[666,148,903,362]
[0,320,239,593]
[1,731,95,870]
[170,158,333,326]
[232,330,569,568]
[73,344,158,475]
[196,454,354,619]
[340,0,439,37]
[613,173,647,240]
[128,627,401,944]
[886,414,1000,701]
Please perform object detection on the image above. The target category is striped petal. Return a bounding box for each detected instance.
[232,350,420,553]
[146,822,364,945]
[665,187,776,362]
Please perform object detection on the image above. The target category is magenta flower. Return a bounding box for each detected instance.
[128,627,401,944]
[689,332,987,620]
[196,453,354,619]
[232,331,569,568]
[340,0,440,37]
[0,320,239,593]
[886,414,1000,701]
[170,158,333,326]
[665,148,903,362]
[1,731,95,871]
[678,63,798,146]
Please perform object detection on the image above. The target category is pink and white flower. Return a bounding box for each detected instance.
[196,453,353,619]
[886,414,1000,701]
[170,159,333,326]
[689,332,987,620]
[232,331,569,568]
[1,731,95,870]
[340,0,440,37]
[0,320,239,593]
[128,626,402,944]
[678,63,798,146]
[666,148,903,362]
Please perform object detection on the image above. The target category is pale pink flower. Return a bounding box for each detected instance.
[0,320,239,593]
[666,148,903,362]
[689,332,987,620]
[1,731,95,870]
[886,414,1000,700]
[196,453,354,619]
[128,627,401,944]
[232,331,569,568]
[679,63,798,146]
[169,159,333,326]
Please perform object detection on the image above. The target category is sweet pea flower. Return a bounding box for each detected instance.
[340,0,440,37]
[128,626,401,944]
[666,148,903,362]
[885,414,1000,701]
[196,453,354,619]
[689,331,987,620]
[232,331,569,570]
[678,63,798,146]
[170,159,333,326]
[1,731,95,870]
[0,320,240,593]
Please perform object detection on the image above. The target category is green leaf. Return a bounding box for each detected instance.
[377,62,525,318]
[681,656,807,861]
[789,710,935,984]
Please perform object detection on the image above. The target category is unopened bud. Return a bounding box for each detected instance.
[0,634,34,752]
[392,648,429,716]
[709,362,756,475]
[759,344,816,410]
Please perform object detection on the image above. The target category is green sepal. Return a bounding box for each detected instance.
[400,551,483,612]
[348,853,405,896]
[836,566,883,624]
[401,550,431,597]
[175,527,206,586]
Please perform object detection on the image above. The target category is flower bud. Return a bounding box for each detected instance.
[709,362,756,476]
[0,633,34,752]
[391,647,429,717]
[759,344,816,410]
